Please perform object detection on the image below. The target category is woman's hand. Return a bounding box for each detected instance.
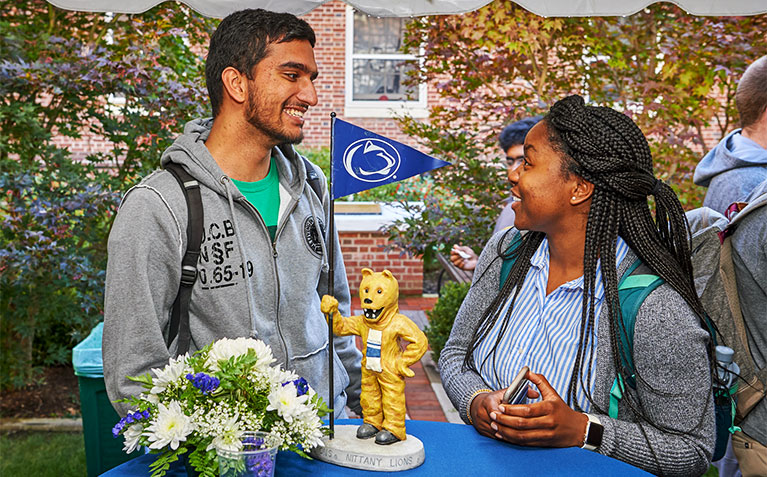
[490,371,588,448]
[469,389,506,439]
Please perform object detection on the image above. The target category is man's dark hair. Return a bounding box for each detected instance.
[466,95,714,473]
[498,116,543,151]
[736,55,767,129]
[206,9,316,117]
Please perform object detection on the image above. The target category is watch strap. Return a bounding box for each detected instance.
[582,413,604,451]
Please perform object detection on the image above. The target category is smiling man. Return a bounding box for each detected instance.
[103,9,362,419]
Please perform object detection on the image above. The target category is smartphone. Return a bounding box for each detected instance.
[502,366,530,405]
[456,250,471,259]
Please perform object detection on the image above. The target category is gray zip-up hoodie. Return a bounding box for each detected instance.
[693,129,767,214]
[103,118,362,417]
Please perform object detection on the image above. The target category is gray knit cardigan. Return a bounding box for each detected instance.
[439,229,715,476]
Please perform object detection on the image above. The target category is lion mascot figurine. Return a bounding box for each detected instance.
[321,268,428,445]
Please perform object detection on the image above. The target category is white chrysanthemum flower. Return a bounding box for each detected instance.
[150,354,190,395]
[205,337,275,372]
[206,414,243,452]
[266,383,309,423]
[145,401,195,450]
[122,423,144,453]
[268,366,298,385]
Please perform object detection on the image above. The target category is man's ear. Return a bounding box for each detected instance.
[220,66,248,106]
[570,178,594,206]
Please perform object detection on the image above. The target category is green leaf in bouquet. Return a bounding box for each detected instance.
[127,372,154,388]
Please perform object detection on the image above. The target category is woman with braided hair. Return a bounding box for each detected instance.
[439,95,715,476]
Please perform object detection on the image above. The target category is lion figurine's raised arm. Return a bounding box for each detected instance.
[321,268,428,445]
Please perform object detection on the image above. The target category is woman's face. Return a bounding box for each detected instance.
[509,121,578,234]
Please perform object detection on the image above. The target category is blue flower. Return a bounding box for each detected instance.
[282,377,309,396]
[186,372,220,395]
[112,409,151,438]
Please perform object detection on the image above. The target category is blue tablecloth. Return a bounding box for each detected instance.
[102,419,651,476]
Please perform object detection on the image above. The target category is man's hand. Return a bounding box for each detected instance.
[489,371,588,448]
[321,295,339,316]
[450,244,479,271]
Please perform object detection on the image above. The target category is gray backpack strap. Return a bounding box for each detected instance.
[302,156,324,202]
[164,163,203,356]
[720,193,767,420]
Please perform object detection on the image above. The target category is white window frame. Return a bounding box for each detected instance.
[344,5,428,119]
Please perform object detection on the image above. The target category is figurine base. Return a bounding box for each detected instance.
[310,425,425,472]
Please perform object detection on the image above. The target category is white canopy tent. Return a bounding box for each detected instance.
[45,0,767,18]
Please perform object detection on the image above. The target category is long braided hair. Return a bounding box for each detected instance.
[465,94,714,438]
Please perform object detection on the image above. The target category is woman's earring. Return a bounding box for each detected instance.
[572,196,577,200]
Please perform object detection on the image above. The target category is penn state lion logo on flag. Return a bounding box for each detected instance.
[343,139,401,183]
[331,118,450,199]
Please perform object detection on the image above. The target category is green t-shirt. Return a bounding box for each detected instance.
[231,159,280,241]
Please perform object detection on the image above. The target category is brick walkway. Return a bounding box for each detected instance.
[349,295,457,424]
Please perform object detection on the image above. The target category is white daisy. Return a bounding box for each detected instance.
[150,354,189,395]
[206,414,243,452]
[122,423,144,453]
[145,401,195,450]
[266,383,309,423]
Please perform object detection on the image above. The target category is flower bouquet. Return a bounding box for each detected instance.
[112,337,330,477]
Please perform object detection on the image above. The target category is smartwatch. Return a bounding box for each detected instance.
[581,413,604,451]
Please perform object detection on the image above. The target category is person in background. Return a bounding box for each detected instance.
[725,179,767,476]
[450,116,542,271]
[694,55,767,214]
[103,9,362,418]
[440,95,715,476]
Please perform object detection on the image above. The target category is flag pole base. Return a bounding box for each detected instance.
[310,425,425,472]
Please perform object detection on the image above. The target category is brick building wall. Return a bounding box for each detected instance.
[339,231,423,295]
[300,1,436,150]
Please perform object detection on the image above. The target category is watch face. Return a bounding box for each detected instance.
[586,422,604,448]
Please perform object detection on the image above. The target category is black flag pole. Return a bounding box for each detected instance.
[327,111,336,439]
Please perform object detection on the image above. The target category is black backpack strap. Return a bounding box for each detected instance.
[302,156,323,201]
[164,163,203,356]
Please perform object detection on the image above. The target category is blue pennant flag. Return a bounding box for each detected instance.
[331,118,450,200]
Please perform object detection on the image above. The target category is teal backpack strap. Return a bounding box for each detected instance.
[499,231,523,291]
[608,258,665,418]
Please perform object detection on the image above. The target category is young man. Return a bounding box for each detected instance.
[103,9,362,418]
[694,55,767,214]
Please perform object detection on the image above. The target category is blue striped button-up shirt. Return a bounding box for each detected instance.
[473,236,629,411]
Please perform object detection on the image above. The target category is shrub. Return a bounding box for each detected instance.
[0,1,217,389]
[424,281,470,363]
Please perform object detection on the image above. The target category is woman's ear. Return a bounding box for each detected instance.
[570,178,594,205]
[220,66,248,106]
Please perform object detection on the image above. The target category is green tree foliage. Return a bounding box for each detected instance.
[385,2,767,256]
[0,1,218,389]
[581,9,767,205]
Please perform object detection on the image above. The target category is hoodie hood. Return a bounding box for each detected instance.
[694,129,767,187]
[160,118,308,201]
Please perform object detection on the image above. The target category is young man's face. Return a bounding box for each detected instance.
[245,39,318,146]
[504,143,525,182]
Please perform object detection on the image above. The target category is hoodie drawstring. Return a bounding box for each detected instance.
[220,176,259,338]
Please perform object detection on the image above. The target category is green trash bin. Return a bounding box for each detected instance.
[72,322,141,476]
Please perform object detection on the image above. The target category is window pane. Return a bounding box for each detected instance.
[352,59,418,101]
[353,12,406,54]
